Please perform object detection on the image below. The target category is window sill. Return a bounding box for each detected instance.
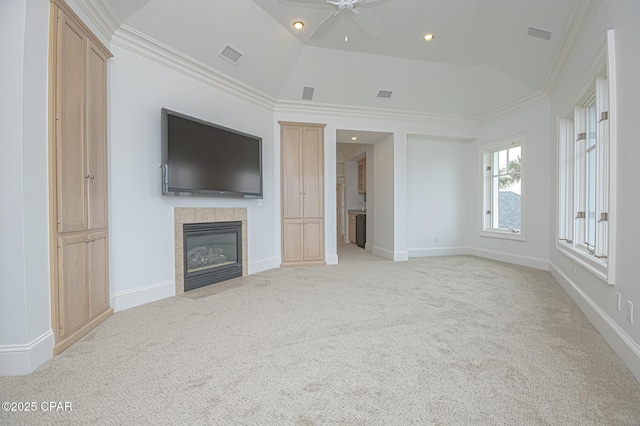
[556,241,610,284]
[479,230,526,242]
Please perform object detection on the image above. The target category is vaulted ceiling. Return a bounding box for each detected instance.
[96,0,582,118]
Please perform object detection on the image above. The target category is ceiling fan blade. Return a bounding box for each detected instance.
[351,8,384,37]
[310,11,340,40]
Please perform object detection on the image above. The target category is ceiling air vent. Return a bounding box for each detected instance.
[527,27,551,40]
[302,87,315,101]
[218,44,245,65]
[377,90,393,99]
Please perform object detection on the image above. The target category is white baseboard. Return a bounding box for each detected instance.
[0,330,54,376]
[365,242,373,252]
[468,247,549,270]
[549,262,640,382]
[110,280,175,312]
[325,254,338,265]
[394,251,409,261]
[408,247,468,257]
[248,258,279,274]
[372,246,394,260]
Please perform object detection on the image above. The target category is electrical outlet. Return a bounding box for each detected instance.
[616,292,621,311]
[256,199,263,207]
[627,301,634,324]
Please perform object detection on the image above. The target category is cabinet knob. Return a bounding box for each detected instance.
[91,238,95,242]
[90,175,95,180]
[84,174,90,179]
[85,239,91,243]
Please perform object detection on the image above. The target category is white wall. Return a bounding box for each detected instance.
[373,135,395,258]
[393,133,408,261]
[365,145,374,250]
[108,45,278,304]
[0,0,53,375]
[548,0,640,381]
[407,136,472,255]
[466,101,552,269]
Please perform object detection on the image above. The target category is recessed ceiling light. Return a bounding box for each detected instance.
[352,137,358,141]
[423,33,434,42]
[293,21,304,30]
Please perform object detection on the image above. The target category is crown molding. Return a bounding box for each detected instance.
[479,92,550,125]
[72,0,121,41]
[112,25,277,111]
[544,0,602,96]
[274,100,481,127]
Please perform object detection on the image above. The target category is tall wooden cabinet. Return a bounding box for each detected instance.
[280,122,326,266]
[49,0,113,354]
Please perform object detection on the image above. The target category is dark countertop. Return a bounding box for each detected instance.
[348,210,367,215]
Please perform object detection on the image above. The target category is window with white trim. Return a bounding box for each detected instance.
[481,135,525,240]
[558,75,610,278]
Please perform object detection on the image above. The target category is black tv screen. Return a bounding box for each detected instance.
[161,109,262,198]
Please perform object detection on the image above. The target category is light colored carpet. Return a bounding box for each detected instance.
[2,245,640,425]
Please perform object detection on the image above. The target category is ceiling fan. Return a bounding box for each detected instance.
[289,0,387,40]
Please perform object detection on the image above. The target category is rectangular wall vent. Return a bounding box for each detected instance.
[218,44,244,65]
[527,27,551,40]
[302,87,315,101]
[377,90,392,99]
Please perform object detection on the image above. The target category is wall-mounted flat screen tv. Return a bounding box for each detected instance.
[161,108,262,198]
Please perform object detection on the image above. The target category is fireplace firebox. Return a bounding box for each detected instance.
[183,221,242,291]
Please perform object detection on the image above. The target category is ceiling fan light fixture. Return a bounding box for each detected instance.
[423,33,434,42]
[293,21,305,30]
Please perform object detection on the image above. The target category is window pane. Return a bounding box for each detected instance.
[494,146,521,231]
[498,186,521,231]
[587,102,597,149]
[484,140,523,235]
[586,148,596,248]
[498,149,507,172]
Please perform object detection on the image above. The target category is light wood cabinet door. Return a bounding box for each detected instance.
[302,127,324,218]
[86,42,109,230]
[303,219,324,261]
[282,219,304,262]
[281,126,303,219]
[88,231,109,317]
[58,234,89,338]
[56,10,87,233]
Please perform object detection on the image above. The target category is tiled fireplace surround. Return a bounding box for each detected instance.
[174,207,248,295]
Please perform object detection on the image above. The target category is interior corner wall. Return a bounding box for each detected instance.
[393,133,408,261]
[406,136,472,256]
[0,0,29,349]
[0,0,53,375]
[345,161,361,211]
[373,135,395,259]
[466,101,552,269]
[108,45,277,304]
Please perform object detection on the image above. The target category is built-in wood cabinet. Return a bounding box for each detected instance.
[348,213,357,244]
[357,157,366,194]
[49,0,113,354]
[57,231,109,338]
[280,122,326,266]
